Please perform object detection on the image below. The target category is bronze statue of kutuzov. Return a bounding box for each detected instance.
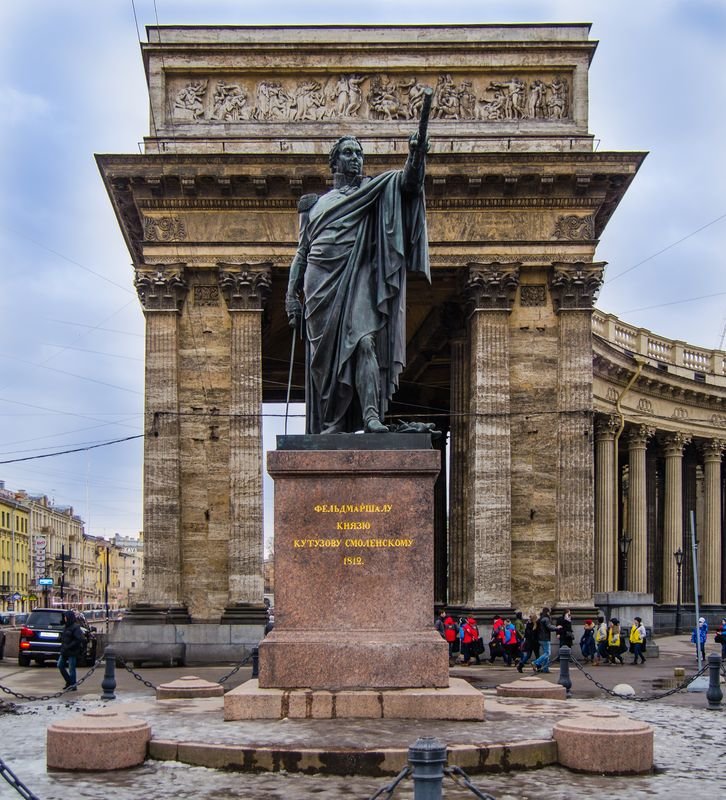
[286,111,431,435]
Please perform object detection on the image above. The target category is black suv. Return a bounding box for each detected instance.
[18,609,97,667]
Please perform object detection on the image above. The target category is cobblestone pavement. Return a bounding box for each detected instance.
[0,636,724,799]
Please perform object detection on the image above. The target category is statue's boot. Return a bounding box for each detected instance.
[364,417,389,433]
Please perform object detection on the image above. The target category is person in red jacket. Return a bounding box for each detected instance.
[441,612,459,665]
[461,617,481,665]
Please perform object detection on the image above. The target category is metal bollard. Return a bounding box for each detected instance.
[408,736,447,800]
[101,647,117,701]
[557,645,572,696]
[251,647,259,678]
[706,652,723,710]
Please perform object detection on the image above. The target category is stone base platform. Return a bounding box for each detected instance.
[224,678,484,720]
[157,676,224,699]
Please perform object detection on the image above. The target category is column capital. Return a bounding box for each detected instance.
[594,414,619,441]
[218,263,272,310]
[462,261,520,315]
[627,424,655,448]
[701,438,726,461]
[550,261,605,312]
[135,264,188,311]
[661,431,691,457]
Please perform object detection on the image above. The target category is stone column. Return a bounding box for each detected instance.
[219,265,271,623]
[701,439,724,605]
[133,265,189,619]
[661,432,691,604]
[551,262,604,607]
[627,425,655,592]
[447,328,469,605]
[462,263,519,607]
[594,414,618,592]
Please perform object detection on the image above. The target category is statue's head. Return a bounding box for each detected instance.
[329,135,364,179]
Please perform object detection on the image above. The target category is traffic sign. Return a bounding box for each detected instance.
[38,578,54,586]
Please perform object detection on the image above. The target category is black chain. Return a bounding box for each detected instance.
[0,756,41,800]
[570,653,709,701]
[118,661,158,690]
[367,766,411,800]
[217,651,254,685]
[0,660,102,702]
[445,766,497,799]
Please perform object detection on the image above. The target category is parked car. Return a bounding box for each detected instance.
[18,609,97,667]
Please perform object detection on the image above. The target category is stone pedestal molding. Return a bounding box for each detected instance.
[551,262,603,606]
[496,676,566,700]
[661,432,691,604]
[463,263,519,606]
[219,265,272,617]
[134,265,188,611]
[700,439,724,605]
[156,675,224,699]
[627,425,655,593]
[594,415,618,592]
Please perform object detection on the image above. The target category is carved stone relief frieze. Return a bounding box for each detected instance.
[637,398,654,415]
[193,286,220,307]
[143,216,187,242]
[552,214,595,240]
[169,72,572,124]
[519,285,546,307]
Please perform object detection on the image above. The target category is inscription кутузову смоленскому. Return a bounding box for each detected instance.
[294,503,413,566]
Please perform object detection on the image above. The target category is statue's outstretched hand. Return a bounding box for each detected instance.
[408,131,430,154]
[285,294,302,329]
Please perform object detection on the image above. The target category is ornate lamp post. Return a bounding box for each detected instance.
[674,547,684,635]
[619,534,632,591]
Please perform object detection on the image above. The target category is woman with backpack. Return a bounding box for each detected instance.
[461,617,481,666]
[517,612,539,672]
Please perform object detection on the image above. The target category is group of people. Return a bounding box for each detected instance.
[435,608,652,671]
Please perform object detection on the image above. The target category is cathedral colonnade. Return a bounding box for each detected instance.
[592,311,726,630]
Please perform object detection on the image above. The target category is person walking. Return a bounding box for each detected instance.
[57,609,85,690]
[461,617,482,666]
[629,616,647,664]
[556,609,574,649]
[513,611,526,643]
[501,617,519,666]
[531,607,557,673]
[488,616,505,664]
[517,612,540,672]
[442,612,459,666]
[434,610,446,639]
[579,619,597,663]
[691,617,708,661]
[593,615,608,666]
[607,617,624,665]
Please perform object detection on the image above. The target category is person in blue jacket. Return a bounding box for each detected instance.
[691,616,708,661]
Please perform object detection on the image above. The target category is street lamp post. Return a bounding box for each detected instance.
[674,547,684,635]
[619,534,632,591]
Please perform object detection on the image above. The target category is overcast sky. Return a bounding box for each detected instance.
[1,1,724,543]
